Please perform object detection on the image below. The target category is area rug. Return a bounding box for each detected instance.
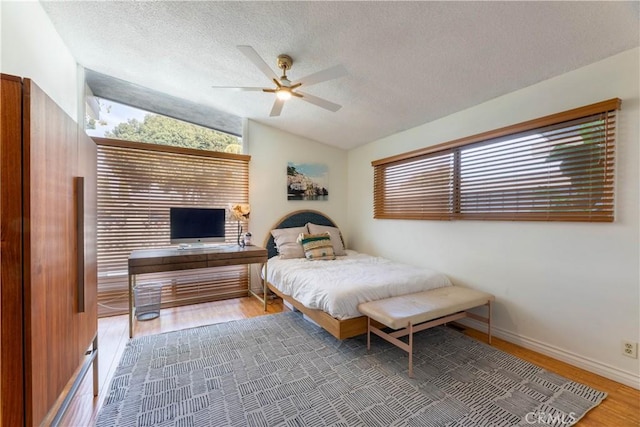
[97,312,606,427]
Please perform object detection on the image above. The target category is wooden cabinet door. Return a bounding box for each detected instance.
[23,78,77,425]
[23,79,97,426]
[0,73,26,427]
[74,124,98,382]
[1,74,97,427]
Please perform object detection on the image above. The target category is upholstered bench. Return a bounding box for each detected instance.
[358,286,495,377]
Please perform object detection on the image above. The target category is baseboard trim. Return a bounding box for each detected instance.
[458,318,640,390]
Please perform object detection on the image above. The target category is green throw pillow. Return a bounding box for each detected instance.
[297,232,336,261]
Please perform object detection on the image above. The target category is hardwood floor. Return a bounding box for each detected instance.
[462,329,640,427]
[59,297,639,426]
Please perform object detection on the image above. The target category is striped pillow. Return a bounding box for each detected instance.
[297,232,336,261]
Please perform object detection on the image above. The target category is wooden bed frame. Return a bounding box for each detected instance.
[268,285,369,339]
[263,210,373,339]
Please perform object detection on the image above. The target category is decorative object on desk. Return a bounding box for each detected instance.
[287,162,329,201]
[229,203,250,247]
[243,232,252,246]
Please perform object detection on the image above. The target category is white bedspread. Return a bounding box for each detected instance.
[266,250,452,320]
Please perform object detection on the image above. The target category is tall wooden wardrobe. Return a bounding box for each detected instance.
[1,74,98,426]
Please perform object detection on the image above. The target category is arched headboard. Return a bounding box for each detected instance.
[264,210,338,259]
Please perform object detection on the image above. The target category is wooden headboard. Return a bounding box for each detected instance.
[264,210,338,259]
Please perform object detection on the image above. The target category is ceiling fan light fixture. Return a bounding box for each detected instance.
[276,88,292,101]
[215,46,345,116]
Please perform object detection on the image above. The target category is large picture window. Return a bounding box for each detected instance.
[373,99,620,222]
[95,138,250,317]
[86,97,242,153]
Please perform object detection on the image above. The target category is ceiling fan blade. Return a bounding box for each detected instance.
[237,45,279,82]
[211,86,265,91]
[297,91,342,112]
[296,64,347,87]
[270,98,285,117]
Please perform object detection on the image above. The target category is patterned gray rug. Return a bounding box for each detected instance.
[97,312,605,427]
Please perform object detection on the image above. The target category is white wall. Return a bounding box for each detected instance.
[246,120,349,249]
[1,1,78,119]
[347,48,640,387]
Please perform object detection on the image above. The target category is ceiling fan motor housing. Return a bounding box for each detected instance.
[277,54,293,72]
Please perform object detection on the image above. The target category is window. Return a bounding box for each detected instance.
[86,97,242,153]
[95,138,250,317]
[373,98,620,222]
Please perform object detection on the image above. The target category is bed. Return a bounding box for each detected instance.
[263,210,452,339]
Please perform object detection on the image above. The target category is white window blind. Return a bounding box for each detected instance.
[95,138,250,317]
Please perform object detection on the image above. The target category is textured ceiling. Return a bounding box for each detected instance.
[41,1,639,150]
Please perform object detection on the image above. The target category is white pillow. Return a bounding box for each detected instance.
[270,226,308,259]
[306,223,346,256]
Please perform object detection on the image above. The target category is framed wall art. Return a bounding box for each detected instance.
[287,162,329,201]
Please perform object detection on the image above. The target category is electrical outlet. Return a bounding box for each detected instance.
[622,341,638,359]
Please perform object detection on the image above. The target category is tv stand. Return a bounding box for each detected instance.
[128,245,268,337]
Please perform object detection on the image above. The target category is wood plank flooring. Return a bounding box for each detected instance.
[59,297,639,426]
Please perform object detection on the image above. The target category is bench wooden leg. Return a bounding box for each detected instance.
[463,300,493,345]
[408,322,414,378]
[364,299,494,377]
[488,300,492,345]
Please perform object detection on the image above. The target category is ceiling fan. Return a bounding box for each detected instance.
[212,45,347,117]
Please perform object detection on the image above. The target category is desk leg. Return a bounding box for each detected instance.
[263,263,268,312]
[247,264,251,297]
[129,273,134,338]
[247,261,269,310]
[93,335,99,396]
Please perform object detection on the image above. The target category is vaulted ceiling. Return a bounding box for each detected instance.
[41,1,639,149]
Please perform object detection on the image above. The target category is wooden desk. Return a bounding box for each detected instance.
[128,245,268,337]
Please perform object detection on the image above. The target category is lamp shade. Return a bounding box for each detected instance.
[229,203,250,221]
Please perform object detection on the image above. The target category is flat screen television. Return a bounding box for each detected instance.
[170,207,226,245]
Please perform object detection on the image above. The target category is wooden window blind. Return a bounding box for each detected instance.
[95,138,250,317]
[373,150,455,220]
[372,98,620,222]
